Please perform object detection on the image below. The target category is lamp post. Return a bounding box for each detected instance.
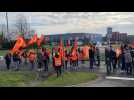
[5,12,11,42]
[6,12,9,35]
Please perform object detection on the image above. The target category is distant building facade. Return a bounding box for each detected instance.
[107,27,112,34]
[106,27,128,43]
[127,35,134,43]
[106,27,112,41]
[45,33,102,45]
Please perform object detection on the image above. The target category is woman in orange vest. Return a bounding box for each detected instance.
[28,50,36,70]
[70,47,78,69]
[53,52,63,77]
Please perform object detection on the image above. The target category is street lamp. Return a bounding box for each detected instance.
[6,12,9,35]
[5,12,11,41]
[107,33,111,47]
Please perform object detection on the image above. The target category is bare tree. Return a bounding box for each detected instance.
[0,24,6,39]
[15,14,30,35]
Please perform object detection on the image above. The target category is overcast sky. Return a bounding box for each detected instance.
[0,12,134,36]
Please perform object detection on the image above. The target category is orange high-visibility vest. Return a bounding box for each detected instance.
[71,55,77,61]
[116,48,122,58]
[54,56,62,66]
[81,45,89,60]
[71,48,78,61]
[29,53,36,61]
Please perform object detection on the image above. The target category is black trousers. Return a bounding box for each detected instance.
[64,60,68,69]
[106,60,111,75]
[90,58,94,69]
[55,67,62,77]
[72,60,77,67]
[126,63,132,75]
[70,60,72,66]
[43,60,48,71]
[38,61,42,69]
[76,59,79,66]
[6,61,11,70]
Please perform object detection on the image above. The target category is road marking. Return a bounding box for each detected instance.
[105,76,134,81]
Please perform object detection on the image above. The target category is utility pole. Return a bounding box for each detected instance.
[5,12,9,40]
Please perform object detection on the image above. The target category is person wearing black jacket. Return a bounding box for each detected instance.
[130,48,134,67]
[42,48,49,71]
[109,46,117,72]
[89,46,94,70]
[37,48,43,71]
[4,52,11,70]
[105,47,111,74]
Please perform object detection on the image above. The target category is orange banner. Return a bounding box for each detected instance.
[37,34,44,46]
[81,45,90,60]
[11,36,26,54]
[28,34,38,46]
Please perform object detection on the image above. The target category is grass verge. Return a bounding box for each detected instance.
[35,71,97,87]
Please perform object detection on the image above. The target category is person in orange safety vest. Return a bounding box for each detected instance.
[28,50,36,70]
[53,52,63,77]
[70,47,78,69]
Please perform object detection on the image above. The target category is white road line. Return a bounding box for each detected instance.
[105,76,134,81]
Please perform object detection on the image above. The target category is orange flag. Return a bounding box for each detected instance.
[74,38,78,49]
[11,36,26,54]
[58,37,64,58]
[28,34,38,46]
[37,34,44,47]
[82,45,90,60]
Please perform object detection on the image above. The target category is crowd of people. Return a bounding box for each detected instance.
[3,43,134,77]
[4,44,101,77]
[105,44,134,75]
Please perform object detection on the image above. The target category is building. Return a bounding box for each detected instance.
[107,27,112,34]
[111,32,120,41]
[45,33,102,45]
[119,33,127,42]
[106,27,112,41]
[111,32,127,43]
[127,35,134,43]
[106,27,128,43]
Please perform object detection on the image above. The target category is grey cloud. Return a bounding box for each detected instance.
[1,12,134,35]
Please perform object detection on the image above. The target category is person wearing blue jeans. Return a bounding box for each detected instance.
[106,58,112,75]
[13,53,21,71]
[15,61,20,71]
